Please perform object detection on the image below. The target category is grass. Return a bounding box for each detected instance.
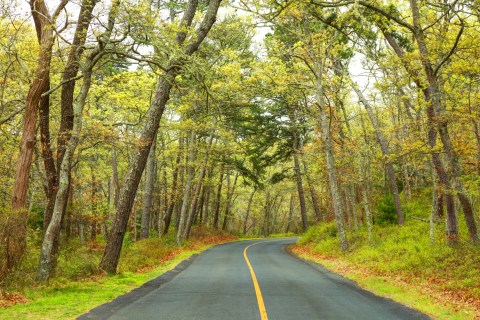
[0,250,198,320]
[0,227,236,319]
[292,219,480,320]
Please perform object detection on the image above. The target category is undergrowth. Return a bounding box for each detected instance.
[297,218,480,319]
[0,226,236,312]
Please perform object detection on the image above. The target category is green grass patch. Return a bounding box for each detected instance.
[0,247,210,320]
[0,226,237,319]
[296,218,480,320]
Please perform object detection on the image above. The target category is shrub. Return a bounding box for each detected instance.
[299,222,338,245]
[376,193,397,225]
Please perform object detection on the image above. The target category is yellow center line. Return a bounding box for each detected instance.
[244,242,268,320]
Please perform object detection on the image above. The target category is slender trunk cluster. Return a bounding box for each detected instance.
[100,0,223,274]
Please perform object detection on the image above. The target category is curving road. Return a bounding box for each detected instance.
[79,238,431,320]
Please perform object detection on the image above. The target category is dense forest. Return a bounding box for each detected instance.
[0,0,479,315]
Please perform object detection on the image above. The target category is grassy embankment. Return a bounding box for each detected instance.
[0,227,236,320]
[293,214,480,319]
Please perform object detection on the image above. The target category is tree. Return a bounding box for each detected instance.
[100,0,223,274]
[37,0,119,281]
[7,0,67,278]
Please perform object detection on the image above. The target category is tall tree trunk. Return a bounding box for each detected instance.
[202,169,213,224]
[100,67,178,273]
[13,0,59,209]
[349,185,358,232]
[99,0,231,274]
[7,0,66,277]
[306,28,348,249]
[37,0,117,279]
[175,137,186,230]
[42,0,98,232]
[90,158,97,241]
[292,130,308,231]
[430,165,439,245]
[158,143,168,236]
[37,59,94,281]
[263,192,271,236]
[352,82,405,224]
[411,0,477,241]
[39,76,57,232]
[141,135,157,239]
[222,172,238,231]
[212,166,224,230]
[301,13,348,249]
[163,139,183,235]
[110,146,120,223]
[286,194,294,233]
[57,0,97,172]
[176,131,195,245]
[299,144,323,222]
[381,23,459,243]
[362,186,373,241]
[243,189,256,235]
[184,135,213,240]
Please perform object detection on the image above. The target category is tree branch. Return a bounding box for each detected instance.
[433,24,464,75]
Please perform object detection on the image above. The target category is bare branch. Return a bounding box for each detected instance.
[434,24,464,75]
[0,106,25,126]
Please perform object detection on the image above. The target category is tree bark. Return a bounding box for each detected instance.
[39,76,57,232]
[163,139,183,235]
[141,135,157,239]
[7,0,66,277]
[286,194,294,233]
[292,129,309,231]
[56,0,98,171]
[243,189,256,235]
[110,146,120,223]
[222,172,238,231]
[299,141,323,222]
[176,131,195,245]
[13,0,60,210]
[184,135,213,240]
[37,57,94,281]
[90,158,98,241]
[362,186,373,241]
[212,166,224,229]
[40,0,98,232]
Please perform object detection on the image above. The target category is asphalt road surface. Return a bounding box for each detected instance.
[79,238,431,320]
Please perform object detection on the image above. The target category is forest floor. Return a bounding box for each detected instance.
[0,227,236,320]
[292,221,480,320]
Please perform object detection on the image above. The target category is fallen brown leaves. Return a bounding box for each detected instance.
[0,292,28,309]
[134,230,237,273]
[186,227,237,250]
[291,244,480,319]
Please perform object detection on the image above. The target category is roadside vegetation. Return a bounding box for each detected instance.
[1,1,480,319]
[293,192,480,319]
[0,227,235,319]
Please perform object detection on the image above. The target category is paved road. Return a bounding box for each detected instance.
[80,238,431,320]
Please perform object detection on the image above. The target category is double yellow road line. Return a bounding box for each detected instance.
[243,243,268,320]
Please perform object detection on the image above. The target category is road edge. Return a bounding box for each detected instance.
[77,239,257,320]
[284,244,434,320]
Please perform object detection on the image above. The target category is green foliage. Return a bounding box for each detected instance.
[27,205,45,231]
[299,219,480,318]
[299,222,338,245]
[376,193,397,225]
[118,238,170,273]
[0,249,206,320]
